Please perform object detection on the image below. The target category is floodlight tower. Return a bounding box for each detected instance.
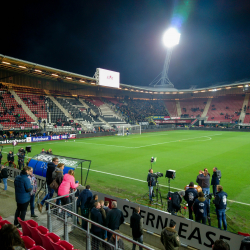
[150,27,181,87]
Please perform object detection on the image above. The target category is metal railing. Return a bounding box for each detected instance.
[46,192,154,250]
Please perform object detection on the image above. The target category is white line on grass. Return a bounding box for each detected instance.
[79,167,250,206]
[75,134,222,149]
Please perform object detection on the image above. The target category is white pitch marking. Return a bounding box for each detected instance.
[79,167,250,206]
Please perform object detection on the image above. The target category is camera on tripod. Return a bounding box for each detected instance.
[204,193,212,200]
[153,172,163,178]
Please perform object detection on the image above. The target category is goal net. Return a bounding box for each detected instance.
[117,125,141,136]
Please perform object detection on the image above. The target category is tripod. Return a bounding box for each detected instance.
[152,181,163,206]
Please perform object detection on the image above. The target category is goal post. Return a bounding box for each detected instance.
[117,125,141,136]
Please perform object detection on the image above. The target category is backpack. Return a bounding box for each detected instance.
[216,170,222,180]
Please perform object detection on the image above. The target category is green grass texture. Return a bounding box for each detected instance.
[3,130,250,233]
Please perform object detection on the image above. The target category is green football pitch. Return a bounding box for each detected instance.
[3,130,250,233]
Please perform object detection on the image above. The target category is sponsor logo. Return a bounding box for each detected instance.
[107,75,113,80]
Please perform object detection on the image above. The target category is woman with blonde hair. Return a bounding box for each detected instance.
[58,169,78,205]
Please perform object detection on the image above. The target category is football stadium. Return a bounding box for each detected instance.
[1,1,250,250]
[0,53,249,250]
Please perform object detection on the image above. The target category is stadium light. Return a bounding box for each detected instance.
[162,28,181,48]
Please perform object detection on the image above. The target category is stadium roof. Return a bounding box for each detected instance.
[1,54,250,95]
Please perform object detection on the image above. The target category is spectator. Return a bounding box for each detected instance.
[0,224,26,250]
[27,167,38,217]
[52,163,64,189]
[90,202,103,250]
[0,150,2,164]
[130,206,143,250]
[196,170,203,187]
[38,157,59,213]
[99,200,107,240]
[0,166,8,191]
[212,239,230,250]
[197,170,210,203]
[160,219,180,250]
[40,148,46,154]
[106,201,124,240]
[17,148,25,170]
[211,167,220,197]
[58,169,79,206]
[89,194,99,211]
[103,201,111,214]
[213,185,228,230]
[184,182,198,220]
[77,185,93,230]
[106,230,124,250]
[14,166,33,227]
[7,151,14,167]
[193,192,209,225]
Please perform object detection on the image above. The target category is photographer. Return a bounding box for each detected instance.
[147,169,156,203]
[171,191,185,214]
[17,148,25,170]
[193,192,210,225]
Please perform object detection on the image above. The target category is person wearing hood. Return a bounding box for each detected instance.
[38,157,59,213]
[58,169,79,205]
[14,166,33,227]
[193,191,210,225]
[161,219,180,250]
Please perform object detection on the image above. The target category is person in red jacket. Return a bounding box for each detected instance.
[58,169,79,206]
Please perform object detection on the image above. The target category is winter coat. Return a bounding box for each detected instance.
[46,161,57,186]
[14,170,32,204]
[106,208,124,231]
[77,188,93,209]
[58,174,79,197]
[90,207,103,233]
[193,197,210,218]
[184,187,198,205]
[197,174,210,188]
[0,168,8,178]
[214,191,228,210]
[211,172,220,186]
[130,212,143,238]
[161,227,181,250]
[52,167,64,186]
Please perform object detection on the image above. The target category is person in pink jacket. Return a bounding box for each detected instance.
[58,169,79,205]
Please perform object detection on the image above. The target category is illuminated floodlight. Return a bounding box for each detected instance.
[163,28,181,48]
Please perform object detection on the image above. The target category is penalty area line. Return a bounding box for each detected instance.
[79,167,250,206]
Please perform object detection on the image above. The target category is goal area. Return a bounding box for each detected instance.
[117,125,141,136]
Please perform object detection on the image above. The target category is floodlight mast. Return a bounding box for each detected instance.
[149,27,181,87]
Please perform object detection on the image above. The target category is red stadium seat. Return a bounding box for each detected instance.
[0,216,2,221]
[38,232,60,250]
[0,220,11,228]
[21,236,36,249]
[18,217,31,237]
[58,240,74,250]
[30,226,47,246]
[26,220,38,237]
[30,246,46,250]
[50,240,66,250]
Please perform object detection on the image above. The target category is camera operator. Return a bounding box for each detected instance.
[184,182,198,220]
[171,191,185,214]
[17,148,25,170]
[147,169,156,203]
[211,167,221,197]
[193,191,210,225]
[7,151,14,167]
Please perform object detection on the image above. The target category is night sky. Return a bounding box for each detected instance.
[1,0,250,89]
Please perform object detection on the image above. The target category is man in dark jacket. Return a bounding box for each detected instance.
[7,151,14,167]
[17,148,25,170]
[77,185,93,230]
[14,166,33,227]
[197,170,210,204]
[184,182,198,220]
[38,157,59,212]
[106,201,124,240]
[0,166,9,191]
[211,167,220,197]
[213,185,227,230]
[161,219,180,250]
[90,202,103,250]
[130,206,143,250]
[193,192,210,224]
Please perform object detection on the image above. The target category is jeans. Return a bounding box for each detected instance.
[41,186,54,208]
[30,194,35,215]
[2,178,7,190]
[202,187,210,205]
[132,235,143,250]
[216,208,227,230]
[14,201,30,225]
[149,186,153,201]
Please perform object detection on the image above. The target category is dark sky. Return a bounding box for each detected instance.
[1,0,250,89]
